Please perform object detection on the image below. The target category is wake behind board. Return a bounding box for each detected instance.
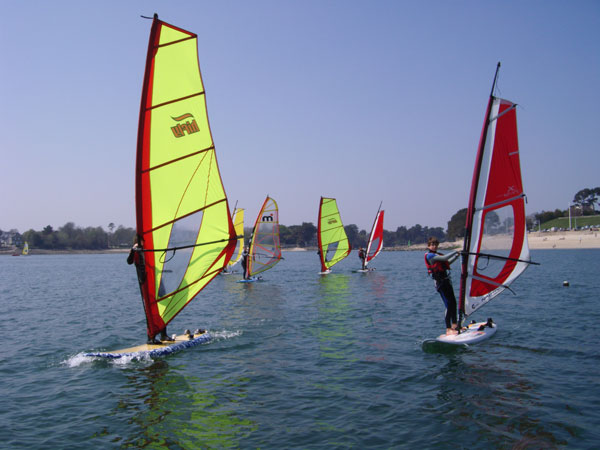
[85,330,210,359]
[434,320,497,346]
[354,268,376,273]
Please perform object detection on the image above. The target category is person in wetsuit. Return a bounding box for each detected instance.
[424,237,461,335]
[358,247,366,270]
[241,246,250,280]
[127,239,173,343]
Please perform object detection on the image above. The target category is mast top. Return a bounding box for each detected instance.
[490,62,501,98]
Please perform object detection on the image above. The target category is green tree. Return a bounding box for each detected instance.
[534,209,565,225]
[483,210,501,235]
[395,226,408,245]
[447,208,467,241]
[407,224,424,244]
[298,222,317,247]
[382,229,396,247]
[282,225,301,246]
[279,224,292,246]
[113,226,136,247]
[573,187,600,213]
[344,224,360,249]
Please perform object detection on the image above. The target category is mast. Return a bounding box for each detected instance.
[317,197,327,272]
[458,62,501,326]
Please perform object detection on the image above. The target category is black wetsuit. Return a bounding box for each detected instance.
[426,250,459,329]
[241,250,249,279]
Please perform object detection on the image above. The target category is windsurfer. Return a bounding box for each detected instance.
[358,247,366,270]
[424,237,461,335]
[241,246,249,279]
[127,240,173,343]
[127,240,146,284]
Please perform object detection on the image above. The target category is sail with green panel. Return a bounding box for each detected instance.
[317,197,351,273]
[228,208,245,268]
[134,15,236,340]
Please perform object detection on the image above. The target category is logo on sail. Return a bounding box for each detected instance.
[171,113,200,138]
[327,218,337,225]
[503,185,519,198]
[262,214,274,222]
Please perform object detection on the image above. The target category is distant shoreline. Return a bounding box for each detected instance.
[0,248,130,256]
[402,230,600,251]
[2,230,598,256]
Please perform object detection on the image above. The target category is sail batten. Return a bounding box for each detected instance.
[475,194,526,212]
[148,91,205,111]
[134,16,236,340]
[142,146,213,172]
[158,36,196,48]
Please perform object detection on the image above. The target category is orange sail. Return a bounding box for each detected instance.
[248,197,282,276]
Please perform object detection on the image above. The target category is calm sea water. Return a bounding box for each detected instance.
[1,249,599,449]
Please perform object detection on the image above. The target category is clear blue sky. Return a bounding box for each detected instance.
[1,1,599,233]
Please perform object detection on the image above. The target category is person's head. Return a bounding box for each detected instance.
[427,237,439,250]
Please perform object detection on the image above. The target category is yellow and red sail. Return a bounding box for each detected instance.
[228,208,245,269]
[248,197,282,276]
[135,15,236,339]
[317,197,351,272]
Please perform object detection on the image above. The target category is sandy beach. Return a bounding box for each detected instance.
[438,230,600,251]
[527,230,600,249]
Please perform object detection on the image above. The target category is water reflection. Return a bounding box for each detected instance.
[362,271,391,362]
[311,274,355,361]
[102,360,257,448]
[220,276,285,329]
[431,353,566,448]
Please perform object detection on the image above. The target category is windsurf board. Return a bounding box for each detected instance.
[434,320,497,346]
[85,330,210,359]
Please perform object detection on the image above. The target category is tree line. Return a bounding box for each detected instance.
[19,222,136,251]
[8,187,598,251]
[12,220,444,251]
[253,222,446,249]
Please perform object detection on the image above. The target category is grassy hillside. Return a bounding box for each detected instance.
[539,215,600,230]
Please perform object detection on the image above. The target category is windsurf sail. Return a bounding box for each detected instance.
[134,15,236,340]
[228,208,245,268]
[364,204,384,268]
[247,196,282,276]
[318,197,351,272]
[22,242,29,256]
[459,63,537,320]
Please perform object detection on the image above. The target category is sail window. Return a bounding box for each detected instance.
[325,241,339,262]
[159,211,204,296]
[476,204,515,279]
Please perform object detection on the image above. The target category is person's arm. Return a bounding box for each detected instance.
[429,250,460,265]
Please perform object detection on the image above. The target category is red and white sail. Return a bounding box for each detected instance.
[365,208,384,267]
[460,92,532,317]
